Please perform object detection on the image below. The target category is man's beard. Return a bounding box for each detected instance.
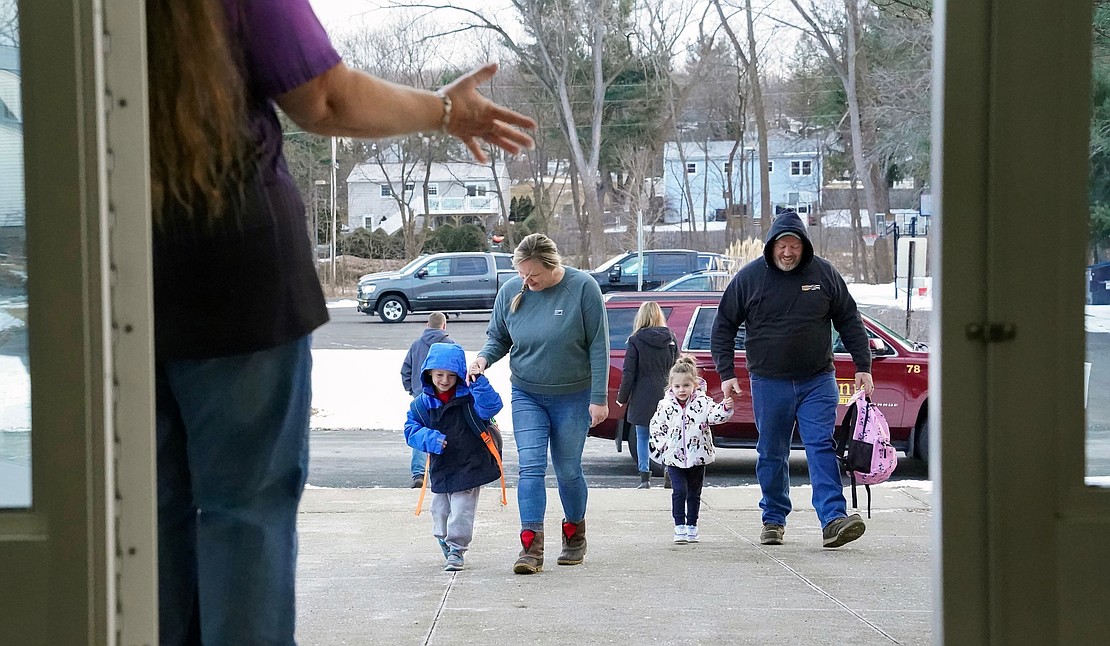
[775,258,799,272]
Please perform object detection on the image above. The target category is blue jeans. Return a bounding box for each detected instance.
[634,424,651,473]
[511,387,591,530]
[156,336,312,646]
[749,370,846,527]
[411,447,426,478]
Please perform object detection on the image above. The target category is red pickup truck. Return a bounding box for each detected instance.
[593,291,930,472]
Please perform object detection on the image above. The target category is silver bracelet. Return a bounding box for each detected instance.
[434,89,452,131]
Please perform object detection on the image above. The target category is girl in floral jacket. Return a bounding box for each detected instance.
[649,355,734,544]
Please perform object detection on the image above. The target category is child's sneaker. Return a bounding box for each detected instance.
[437,539,450,559]
[673,525,687,544]
[444,550,465,571]
[685,525,699,543]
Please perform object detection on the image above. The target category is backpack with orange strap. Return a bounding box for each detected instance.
[410,397,506,515]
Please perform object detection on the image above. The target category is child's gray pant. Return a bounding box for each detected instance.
[431,487,481,553]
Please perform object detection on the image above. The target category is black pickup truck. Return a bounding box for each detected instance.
[356,252,516,323]
[589,249,726,293]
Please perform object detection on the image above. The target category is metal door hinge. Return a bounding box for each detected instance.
[965,322,1016,343]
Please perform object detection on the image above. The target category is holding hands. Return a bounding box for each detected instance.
[466,356,488,385]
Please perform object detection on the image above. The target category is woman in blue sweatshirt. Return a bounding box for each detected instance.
[467,233,609,574]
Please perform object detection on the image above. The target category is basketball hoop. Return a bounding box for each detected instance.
[863,234,878,247]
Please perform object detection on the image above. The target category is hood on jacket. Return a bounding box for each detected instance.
[420,342,470,396]
[420,328,451,344]
[635,326,675,348]
[763,211,814,272]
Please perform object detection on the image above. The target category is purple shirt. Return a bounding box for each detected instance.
[223,0,342,177]
[153,0,339,360]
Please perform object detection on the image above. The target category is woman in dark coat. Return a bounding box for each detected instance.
[616,301,679,488]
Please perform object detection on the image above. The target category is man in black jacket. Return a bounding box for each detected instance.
[401,312,455,487]
[711,211,874,548]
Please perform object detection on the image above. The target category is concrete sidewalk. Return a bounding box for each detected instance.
[295,483,933,645]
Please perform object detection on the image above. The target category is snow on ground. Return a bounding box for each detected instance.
[326,299,358,309]
[848,280,934,311]
[0,354,30,431]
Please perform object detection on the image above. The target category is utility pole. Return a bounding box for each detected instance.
[329,136,337,287]
[313,179,327,274]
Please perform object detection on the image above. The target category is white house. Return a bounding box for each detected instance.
[0,45,23,232]
[346,160,509,235]
[661,133,823,225]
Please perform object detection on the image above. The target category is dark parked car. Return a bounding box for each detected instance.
[653,270,733,292]
[589,249,726,293]
[595,291,930,473]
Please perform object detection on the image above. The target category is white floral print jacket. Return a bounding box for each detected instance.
[648,378,734,469]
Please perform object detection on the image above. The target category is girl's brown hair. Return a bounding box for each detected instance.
[668,354,699,385]
[146,0,253,226]
[632,301,666,333]
[510,233,562,313]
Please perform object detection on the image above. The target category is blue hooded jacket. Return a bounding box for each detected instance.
[403,343,504,493]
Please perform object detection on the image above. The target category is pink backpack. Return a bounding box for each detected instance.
[834,390,898,517]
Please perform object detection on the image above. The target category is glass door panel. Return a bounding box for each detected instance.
[0,17,29,509]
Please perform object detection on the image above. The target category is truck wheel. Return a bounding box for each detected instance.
[914,412,929,464]
[377,296,408,323]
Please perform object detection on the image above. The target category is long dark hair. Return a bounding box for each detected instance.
[146,0,252,225]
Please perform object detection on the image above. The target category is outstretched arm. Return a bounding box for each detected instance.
[468,374,504,420]
[277,62,536,163]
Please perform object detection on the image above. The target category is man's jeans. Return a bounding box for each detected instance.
[749,370,847,527]
[156,335,312,646]
[511,387,591,530]
[634,424,651,473]
[411,447,426,478]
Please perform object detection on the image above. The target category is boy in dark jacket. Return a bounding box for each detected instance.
[404,343,503,571]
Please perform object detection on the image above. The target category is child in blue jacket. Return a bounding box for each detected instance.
[404,342,503,572]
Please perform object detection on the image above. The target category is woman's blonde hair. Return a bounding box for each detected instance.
[146,0,254,227]
[632,301,666,332]
[510,233,562,313]
[668,354,699,385]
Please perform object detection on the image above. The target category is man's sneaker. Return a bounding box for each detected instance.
[444,550,465,571]
[673,525,687,544]
[822,514,866,548]
[437,539,450,559]
[411,476,424,489]
[685,525,699,543]
[760,523,785,545]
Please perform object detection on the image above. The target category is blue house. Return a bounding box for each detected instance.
[661,133,823,225]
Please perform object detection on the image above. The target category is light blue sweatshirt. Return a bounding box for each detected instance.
[479,266,610,405]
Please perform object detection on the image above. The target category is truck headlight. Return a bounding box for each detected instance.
[359,284,377,297]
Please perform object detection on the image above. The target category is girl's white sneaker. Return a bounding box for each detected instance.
[685,525,699,543]
[673,526,688,544]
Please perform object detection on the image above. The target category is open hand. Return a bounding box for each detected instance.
[441,63,537,163]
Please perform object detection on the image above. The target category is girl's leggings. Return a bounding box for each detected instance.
[667,464,706,526]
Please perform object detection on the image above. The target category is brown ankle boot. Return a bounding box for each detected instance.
[557,519,587,565]
[513,529,544,574]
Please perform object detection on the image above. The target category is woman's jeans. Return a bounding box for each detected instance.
[749,370,847,527]
[667,464,706,526]
[511,387,591,530]
[156,335,312,646]
[634,424,651,473]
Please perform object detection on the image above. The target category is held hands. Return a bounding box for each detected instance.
[588,404,608,428]
[854,372,875,396]
[720,378,744,401]
[721,396,734,410]
[466,356,488,386]
[441,63,537,163]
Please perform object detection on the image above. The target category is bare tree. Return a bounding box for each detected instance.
[712,0,773,236]
[786,0,893,282]
[0,0,16,47]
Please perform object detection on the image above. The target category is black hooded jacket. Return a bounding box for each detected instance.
[710,212,871,380]
[616,326,679,426]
